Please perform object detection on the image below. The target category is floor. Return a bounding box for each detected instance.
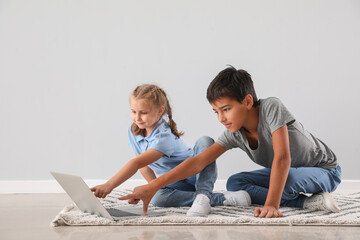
[1,193,360,240]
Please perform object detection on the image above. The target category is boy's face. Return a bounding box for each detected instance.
[211,96,250,133]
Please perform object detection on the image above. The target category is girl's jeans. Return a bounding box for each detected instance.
[150,136,225,207]
[226,165,342,208]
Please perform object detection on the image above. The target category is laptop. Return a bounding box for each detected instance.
[51,171,163,220]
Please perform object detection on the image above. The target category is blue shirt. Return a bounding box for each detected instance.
[128,119,195,182]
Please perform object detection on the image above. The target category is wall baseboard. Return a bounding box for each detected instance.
[0,179,147,194]
[1,179,360,194]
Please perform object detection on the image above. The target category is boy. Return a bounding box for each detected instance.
[120,66,341,218]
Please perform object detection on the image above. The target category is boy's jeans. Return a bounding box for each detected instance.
[226,165,342,208]
[151,136,225,207]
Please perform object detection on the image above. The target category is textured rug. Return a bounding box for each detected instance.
[51,189,360,226]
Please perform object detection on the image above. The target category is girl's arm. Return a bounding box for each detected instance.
[119,143,227,214]
[254,124,291,218]
[139,166,157,183]
[91,149,164,198]
[135,153,157,183]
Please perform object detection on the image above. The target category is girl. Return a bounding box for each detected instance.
[91,84,250,216]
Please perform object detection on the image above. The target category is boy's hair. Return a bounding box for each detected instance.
[207,66,259,107]
[130,84,184,138]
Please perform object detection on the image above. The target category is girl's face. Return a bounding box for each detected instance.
[130,96,165,136]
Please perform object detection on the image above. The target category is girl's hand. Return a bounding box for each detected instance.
[118,183,158,215]
[90,184,113,198]
[254,206,283,218]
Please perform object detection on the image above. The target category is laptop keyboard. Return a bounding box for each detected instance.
[106,207,139,217]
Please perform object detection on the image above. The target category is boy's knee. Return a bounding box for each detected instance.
[226,173,247,191]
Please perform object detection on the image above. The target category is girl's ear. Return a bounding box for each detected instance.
[159,106,165,115]
[244,94,254,109]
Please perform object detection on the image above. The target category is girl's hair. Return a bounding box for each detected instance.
[130,84,184,138]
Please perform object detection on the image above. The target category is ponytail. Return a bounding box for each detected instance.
[164,96,184,138]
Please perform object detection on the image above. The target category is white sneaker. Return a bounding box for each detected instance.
[303,192,340,213]
[223,190,251,206]
[186,194,211,217]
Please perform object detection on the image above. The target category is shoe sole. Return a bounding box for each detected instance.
[186,212,210,217]
[186,209,211,217]
[321,192,340,213]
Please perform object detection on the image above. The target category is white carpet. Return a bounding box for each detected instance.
[51,189,360,226]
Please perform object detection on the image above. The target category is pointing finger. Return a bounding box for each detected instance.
[118,194,135,200]
[143,201,149,215]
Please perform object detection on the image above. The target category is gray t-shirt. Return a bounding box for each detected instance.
[217,97,337,170]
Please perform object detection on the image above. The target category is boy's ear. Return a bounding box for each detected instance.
[244,94,254,109]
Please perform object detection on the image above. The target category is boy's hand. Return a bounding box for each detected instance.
[118,183,158,215]
[90,184,113,198]
[254,206,283,218]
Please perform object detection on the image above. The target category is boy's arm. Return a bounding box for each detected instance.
[139,166,157,183]
[119,143,227,214]
[91,149,163,198]
[254,125,291,218]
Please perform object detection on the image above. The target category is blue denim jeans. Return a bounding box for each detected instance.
[151,136,225,207]
[226,165,342,208]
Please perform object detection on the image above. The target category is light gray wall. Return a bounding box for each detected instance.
[1,0,359,180]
